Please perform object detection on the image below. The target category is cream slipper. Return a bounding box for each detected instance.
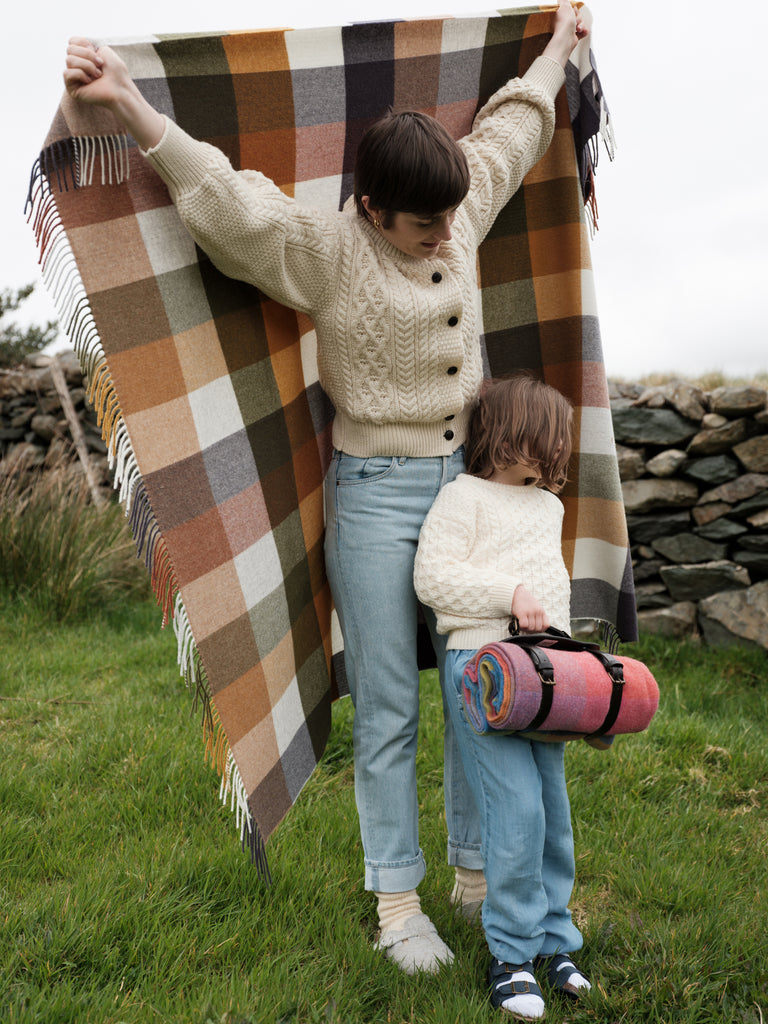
[374,912,455,974]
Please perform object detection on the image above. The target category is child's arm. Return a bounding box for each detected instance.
[415,490,521,622]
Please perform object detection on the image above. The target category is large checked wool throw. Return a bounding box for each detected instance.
[27,5,637,865]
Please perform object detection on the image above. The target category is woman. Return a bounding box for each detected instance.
[64,0,587,975]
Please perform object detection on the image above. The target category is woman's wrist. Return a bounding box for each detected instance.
[111,81,165,149]
[541,30,577,69]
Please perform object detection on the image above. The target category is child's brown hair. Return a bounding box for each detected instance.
[464,375,573,492]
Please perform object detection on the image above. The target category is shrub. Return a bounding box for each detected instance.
[0,452,150,620]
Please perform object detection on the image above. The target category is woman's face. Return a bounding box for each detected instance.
[363,199,458,259]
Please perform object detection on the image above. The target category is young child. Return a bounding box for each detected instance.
[414,375,591,1019]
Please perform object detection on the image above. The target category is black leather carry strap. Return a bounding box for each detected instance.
[585,650,625,737]
[505,622,601,654]
[517,645,555,731]
[503,627,627,736]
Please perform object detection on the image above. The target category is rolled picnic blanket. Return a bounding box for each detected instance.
[462,640,659,744]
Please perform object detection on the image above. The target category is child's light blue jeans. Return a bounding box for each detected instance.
[445,648,584,965]
[324,449,483,892]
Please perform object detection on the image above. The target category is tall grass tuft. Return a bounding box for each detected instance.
[0,453,150,620]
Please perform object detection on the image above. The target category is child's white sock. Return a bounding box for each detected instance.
[375,889,422,933]
[451,866,487,907]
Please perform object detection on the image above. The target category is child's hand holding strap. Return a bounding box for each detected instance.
[510,585,550,633]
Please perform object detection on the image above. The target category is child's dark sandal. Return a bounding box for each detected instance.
[535,953,591,999]
[488,958,545,1017]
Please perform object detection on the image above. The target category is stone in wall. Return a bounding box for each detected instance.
[668,383,708,420]
[626,510,691,545]
[635,581,672,609]
[616,443,645,480]
[688,418,756,456]
[733,436,768,473]
[636,601,698,638]
[739,536,768,553]
[613,406,699,447]
[698,473,768,507]
[733,549,768,576]
[646,449,687,477]
[709,386,768,417]
[683,454,740,486]
[621,477,699,514]
[652,533,727,564]
[692,501,731,527]
[659,560,751,602]
[698,581,768,649]
[632,557,669,583]
[695,518,747,542]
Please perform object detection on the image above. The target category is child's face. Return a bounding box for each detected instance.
[489,459,540,487]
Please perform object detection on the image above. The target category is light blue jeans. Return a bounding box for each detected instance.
[445,648,583,964]
[324,449,483,892]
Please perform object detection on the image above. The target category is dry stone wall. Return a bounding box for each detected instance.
[2,352,767,650]
[0,351,112,496]
[611,380,768,652]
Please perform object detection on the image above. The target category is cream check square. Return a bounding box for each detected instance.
[188,376,245,451]
[293,175,343,210]
[580,407,618,457]
[272,677,307,756]
[235,533,284,609]
[571,537,629,589]
[441,16,489,53]
[285,25,344,69]
[119,38,167,79]
[299,326,320,388]
[137,206,199,277]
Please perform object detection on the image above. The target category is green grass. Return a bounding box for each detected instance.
[1,600,767,1023]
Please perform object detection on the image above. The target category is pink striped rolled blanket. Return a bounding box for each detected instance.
[462,641,659,745]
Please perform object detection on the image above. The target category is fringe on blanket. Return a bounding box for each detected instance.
[24,146,268,877]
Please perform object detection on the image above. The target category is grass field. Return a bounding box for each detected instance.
[1,598,767,1023]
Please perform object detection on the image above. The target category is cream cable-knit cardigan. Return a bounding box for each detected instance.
[144,56,565,458]
[414,473,572,650]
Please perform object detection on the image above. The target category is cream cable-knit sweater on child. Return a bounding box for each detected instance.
[414,473,571,650]
[142,57,565,458]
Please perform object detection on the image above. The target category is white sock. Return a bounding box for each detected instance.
[554,957,592,992]
[498,966,545,1019]
[375,889,422,933]
[451,866,487,906]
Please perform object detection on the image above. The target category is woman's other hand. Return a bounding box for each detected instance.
[64,39,128,106]
[543,0,589,68]
[63,37,165,149]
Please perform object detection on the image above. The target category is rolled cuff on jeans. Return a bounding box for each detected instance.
[364,850,427,893]
[447,837,484,870]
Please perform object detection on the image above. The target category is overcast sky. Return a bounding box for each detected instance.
[4,0,767,379]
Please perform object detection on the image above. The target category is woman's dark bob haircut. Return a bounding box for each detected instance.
[465,375,574,493]
[353,110,470,225]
